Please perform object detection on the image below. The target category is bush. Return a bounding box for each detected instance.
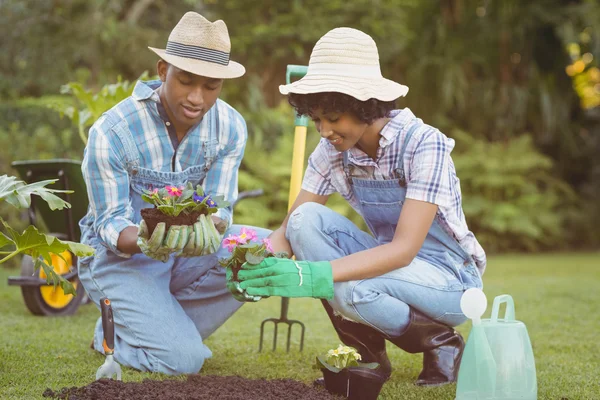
[452,130,578,252]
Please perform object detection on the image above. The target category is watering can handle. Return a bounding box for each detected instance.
[490,295,515,322]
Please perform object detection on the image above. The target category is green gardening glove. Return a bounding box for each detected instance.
[225,266,262,302]
[137,220,192,262]
[179,214,223,257]
[238,257,334,299]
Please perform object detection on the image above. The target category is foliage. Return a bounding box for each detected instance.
[50,71,153,144]
[2,0,599,250]
[0,175,94,294]
[452,130,577,252]
[141,182,229,217]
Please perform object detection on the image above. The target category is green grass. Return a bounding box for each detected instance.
[1,252,599,399]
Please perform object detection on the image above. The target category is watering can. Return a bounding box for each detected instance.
[456,290,537,400]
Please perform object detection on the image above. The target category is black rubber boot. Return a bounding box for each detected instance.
[314,300,391,390]
[387,308,465,387]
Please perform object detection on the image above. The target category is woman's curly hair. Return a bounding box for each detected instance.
[288,92,396,125]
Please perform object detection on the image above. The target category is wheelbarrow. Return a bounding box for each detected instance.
[258,65,309,352]
[7,159,88,316]
[7,158,265,316]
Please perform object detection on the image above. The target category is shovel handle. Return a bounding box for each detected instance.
[100,297,115,355]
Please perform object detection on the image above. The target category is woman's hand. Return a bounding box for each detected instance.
[238,257,334,299]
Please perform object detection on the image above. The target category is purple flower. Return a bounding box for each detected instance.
[193,192,205,203]
[206,197,216,207]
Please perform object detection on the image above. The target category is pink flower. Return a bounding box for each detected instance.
[262,238,274,253]
[222,235,240,252]
[165,186,182,197]
[151,188,159,195]
[237,227,257,244]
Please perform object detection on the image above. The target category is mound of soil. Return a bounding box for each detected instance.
[140,208,203,236]
[43,375,340,400]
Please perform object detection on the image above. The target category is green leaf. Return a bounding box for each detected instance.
[1,222,94,260]
[356,362,380,370]
[315,355,341,373]
[0,231,13,249]
[245,251,264,265]
[0,175,72,211]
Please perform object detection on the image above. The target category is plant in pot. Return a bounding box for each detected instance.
[315,344,387,400]
[140,182,229,255]
[219,228,288,301]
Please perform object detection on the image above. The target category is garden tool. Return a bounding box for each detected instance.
[96,297,122,381]
[258,65,308,353]
[456,291,537,400]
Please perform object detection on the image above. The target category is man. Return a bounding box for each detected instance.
[78,12,269,375]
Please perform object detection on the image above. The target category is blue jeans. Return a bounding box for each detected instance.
[78,224,271,375]
[286,203,482,338]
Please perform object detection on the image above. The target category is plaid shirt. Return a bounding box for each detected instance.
[302,108,487,274]
[81,80,246,257]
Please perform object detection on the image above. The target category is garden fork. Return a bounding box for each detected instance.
[258,65,309,353]
[259,297,305,352]
[96,298,122,380]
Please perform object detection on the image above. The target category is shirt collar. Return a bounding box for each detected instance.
[378,108,417,148]
[132,79,162,102]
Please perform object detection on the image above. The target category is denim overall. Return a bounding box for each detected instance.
[286,121,482,338]
[78,117,270,375]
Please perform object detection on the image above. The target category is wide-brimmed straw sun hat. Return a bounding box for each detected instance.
[149,12,245,79]
[279,27,408,101]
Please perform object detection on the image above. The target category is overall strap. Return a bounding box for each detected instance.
[396,121,421,187]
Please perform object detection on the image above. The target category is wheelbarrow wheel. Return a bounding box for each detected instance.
[20,252,84,316]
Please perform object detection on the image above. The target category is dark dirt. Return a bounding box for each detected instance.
[43,375,341,400]
[140,208,204,236]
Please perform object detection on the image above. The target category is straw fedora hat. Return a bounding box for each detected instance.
[279,27,408,101]
[149,12,245,79]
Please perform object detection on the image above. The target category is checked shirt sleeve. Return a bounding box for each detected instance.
[202,109,247,228]
[406,128,454,208]
[81,120,137,258]
[301,140,336,196]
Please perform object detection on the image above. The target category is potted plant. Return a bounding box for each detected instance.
[140,182,229,254]
[218,228,287,300]
[315,344,387,400]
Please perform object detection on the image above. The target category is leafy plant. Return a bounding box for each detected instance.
[0,175,94,294]
[49,71,154,144]
[452,130,577,252]
[141,182,229,217]
[314,344,378,373]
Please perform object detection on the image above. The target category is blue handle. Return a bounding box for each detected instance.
[490,294,516,322]
[285,65,309,127]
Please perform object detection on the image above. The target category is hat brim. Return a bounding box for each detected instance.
[149,47,245,79]
[279,74,408,102]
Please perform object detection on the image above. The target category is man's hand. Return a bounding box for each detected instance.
[137,221,191,262]
[238,257,334,299]
[180,214,223,257]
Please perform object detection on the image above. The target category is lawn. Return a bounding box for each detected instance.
[0,252,598,399]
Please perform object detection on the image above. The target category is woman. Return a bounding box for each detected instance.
[230,27,485,387]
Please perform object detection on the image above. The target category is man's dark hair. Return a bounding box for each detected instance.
[288,92,396,124]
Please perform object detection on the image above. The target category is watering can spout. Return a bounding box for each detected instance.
[456,291,537,400]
